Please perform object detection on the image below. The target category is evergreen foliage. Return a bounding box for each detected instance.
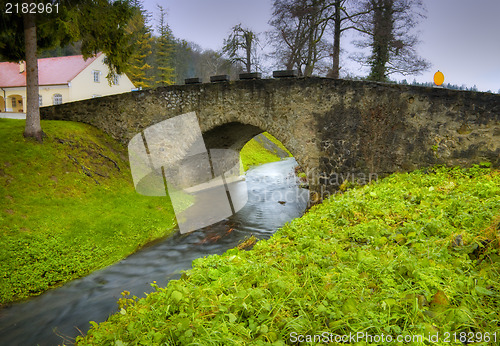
[125,4,154,89]
[154,5,175,86]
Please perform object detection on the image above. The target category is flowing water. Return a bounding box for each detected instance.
[0,158,309,346]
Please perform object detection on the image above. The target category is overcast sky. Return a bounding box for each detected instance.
[142,0,500,92]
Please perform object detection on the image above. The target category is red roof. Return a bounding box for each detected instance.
[0,53,102,87]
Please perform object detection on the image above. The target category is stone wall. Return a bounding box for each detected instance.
[41,77,500,197]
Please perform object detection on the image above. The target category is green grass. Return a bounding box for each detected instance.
[240,132,292,172]
[77,165,500,345]
[0,122,291,307]
[0,119,181,306]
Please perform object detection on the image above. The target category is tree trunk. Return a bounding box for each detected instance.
[328,0,342,79]
[23,10,43,142]
[245,33,252,73]
[368,0,393,81]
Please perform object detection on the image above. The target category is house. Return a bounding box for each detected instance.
[0,53,135,113]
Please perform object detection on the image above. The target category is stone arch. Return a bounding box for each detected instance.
[200,121,301,171]
[201,122,264,151]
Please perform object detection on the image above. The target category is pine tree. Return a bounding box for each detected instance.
[126,4,154,89]
[155,5,175,86]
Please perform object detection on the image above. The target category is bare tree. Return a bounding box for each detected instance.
[351,0,430,81]
[326,0,372,78]
[201,50,227,76]
[198,50,242,80]
[269,0,331,76]
[269,0,371,78]
[222,24,259,73]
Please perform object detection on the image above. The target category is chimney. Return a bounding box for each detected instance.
[19,61,25,73]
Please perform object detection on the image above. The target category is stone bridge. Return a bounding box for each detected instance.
[41,77,499,198]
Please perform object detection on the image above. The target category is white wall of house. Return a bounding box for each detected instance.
[2,85,71,111]
[69,56,135,101]
[39,85,70,107]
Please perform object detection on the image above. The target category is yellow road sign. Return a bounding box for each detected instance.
[434,71,444,86]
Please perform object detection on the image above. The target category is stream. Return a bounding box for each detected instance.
[0,158,309,345]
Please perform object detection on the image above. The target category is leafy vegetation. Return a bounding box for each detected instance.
[0,119,179,306]
[77,165,499,345]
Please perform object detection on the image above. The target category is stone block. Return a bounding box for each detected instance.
[239,72,262,80]
[210,75,230,83]
[185,78,202,85]
[273,70,298,78]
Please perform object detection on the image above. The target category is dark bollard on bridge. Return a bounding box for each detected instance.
[210,75,230,83]
[273,70,299,78]
[185,77,202,85]
[239,72,262,80]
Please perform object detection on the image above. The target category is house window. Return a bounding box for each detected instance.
[112,75,119,85]
[39,95,42,107]
[93,70,101,83]
[53,94,62,105]
[11,98,16,108]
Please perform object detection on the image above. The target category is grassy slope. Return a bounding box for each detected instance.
[78,166,499,345]
[0,119,179,306]
[240,133,292,172]
[0,122,289,306]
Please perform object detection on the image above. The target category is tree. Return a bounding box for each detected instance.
[268,0,373,78]
[351,0,430,81]
[222,24,259,73]
[200,50,227,76]
[269,0,331,76]
[125,3,154,89]
[154,5,175,86]
[0,0,135,142]
[39,41,83,58]
[326,0,373,78]
[173,40,198,84]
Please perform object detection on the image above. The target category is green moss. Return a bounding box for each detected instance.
[262,132,292,157]
[77,165,500,345]
[0,119,180,306]
[239,132,292,172]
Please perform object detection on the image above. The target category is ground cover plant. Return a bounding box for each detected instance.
[77,165,499,345]
[0,120,288,307]
[0,119,182,306]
